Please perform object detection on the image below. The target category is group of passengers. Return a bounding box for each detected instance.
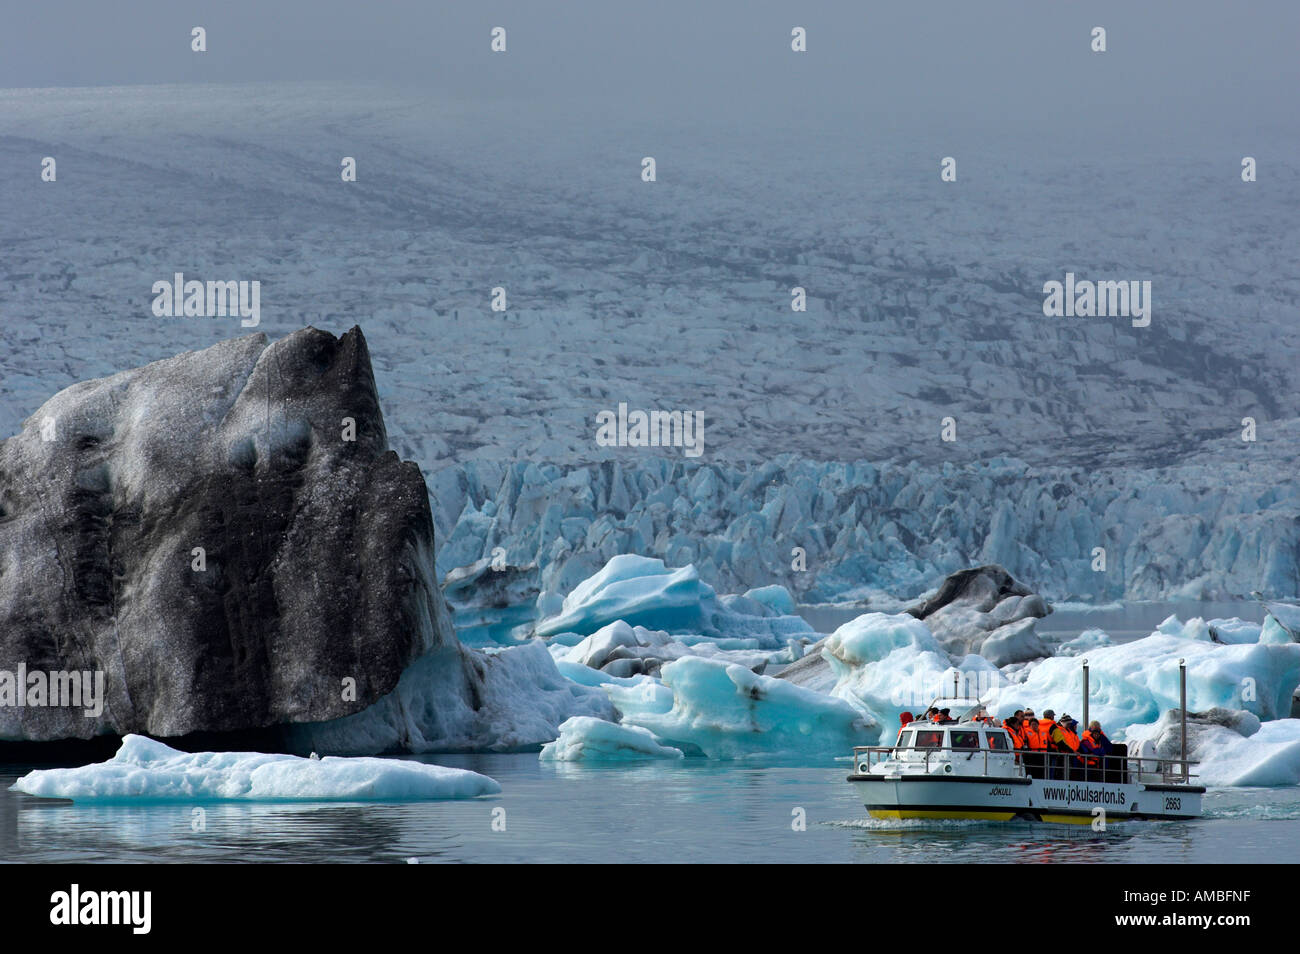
[1001,709,1113,780]
[896,707,1118,781]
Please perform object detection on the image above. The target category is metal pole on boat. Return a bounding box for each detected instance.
[1179,657,1188,782]
[1082,659,1089,731]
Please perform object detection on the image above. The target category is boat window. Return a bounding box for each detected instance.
[986,732,1009,750]
[914,730,944,748]
[950,731,979,749]
[897,731,914,748]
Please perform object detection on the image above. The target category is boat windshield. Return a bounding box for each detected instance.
[914,730,944,748]
[986,732,1009,750]
[950,731,980,749]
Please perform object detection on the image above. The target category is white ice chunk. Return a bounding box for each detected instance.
[539,716,684,761]
[535,555,813,647]
[537,555,708,637]
[985,633,1300,731]
[609,655,875,759]
[742,584,798,616]
[1056,628,1115,656]
[1126,710,1300,787]
[288,639,614,754]
[781,612,1007,743]
[11,735,501,802]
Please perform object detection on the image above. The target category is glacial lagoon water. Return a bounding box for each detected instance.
[4,752,1300,864]
[3,598,1297,864]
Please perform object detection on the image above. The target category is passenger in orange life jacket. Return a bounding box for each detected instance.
[1038,709,1064,778]
[1079,720,1111,781]
[1002,716,1024,748]
[1019,714,1045,778]
[1006,710,1025,746]
[1053,714,1082,780]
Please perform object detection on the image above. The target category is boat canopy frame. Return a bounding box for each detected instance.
[852,743,1198,785]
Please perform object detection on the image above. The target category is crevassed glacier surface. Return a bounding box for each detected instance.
[431,457,1300,607]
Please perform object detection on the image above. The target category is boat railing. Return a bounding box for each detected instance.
[851,745,1197,785]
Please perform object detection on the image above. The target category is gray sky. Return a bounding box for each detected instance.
[3,1,1297,138]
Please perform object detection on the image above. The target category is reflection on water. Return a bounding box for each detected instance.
[3,755,1298,863]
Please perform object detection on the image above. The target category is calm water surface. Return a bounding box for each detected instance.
[3,753,1297,864]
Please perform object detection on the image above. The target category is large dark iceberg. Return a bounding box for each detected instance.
[0,327,587,748]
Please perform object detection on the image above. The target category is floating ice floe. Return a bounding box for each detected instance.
[11,735,501,802]
[535,555,813,648]
[1055,628,1115,656]
[1154,614,1279,645]
[551,618,802,679]
[1126,709,1300,787]
[609,656,876,759]
[743,584,798,616]
[984,633,1300,731]
[540,716,685,761]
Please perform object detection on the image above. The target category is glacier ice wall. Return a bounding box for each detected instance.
[430,455,1300,604]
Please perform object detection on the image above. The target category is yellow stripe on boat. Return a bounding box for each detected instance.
[868,809,1017,821]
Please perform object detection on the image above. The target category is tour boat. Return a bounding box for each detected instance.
[848,662,1205,824]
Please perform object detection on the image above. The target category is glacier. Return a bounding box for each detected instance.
[6,84,1297,493]
[10,735,501,802]
[431,457,1300,615]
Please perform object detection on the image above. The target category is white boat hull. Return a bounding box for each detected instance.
[848,773,1203,824]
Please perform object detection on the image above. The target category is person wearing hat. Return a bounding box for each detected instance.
[1053,715,1082,779]
[1038,709,1063,778]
